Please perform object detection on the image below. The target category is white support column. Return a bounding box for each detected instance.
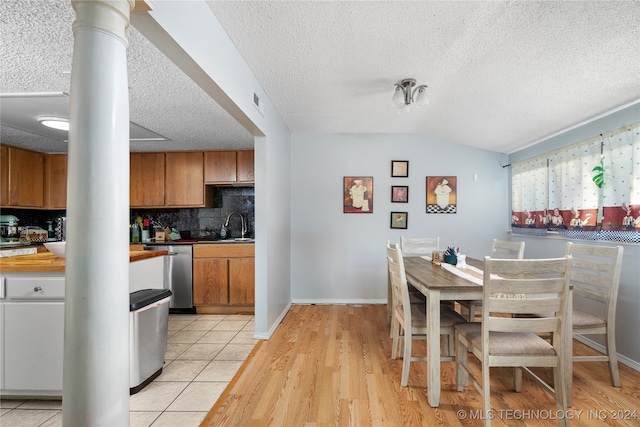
[63,1,134,425]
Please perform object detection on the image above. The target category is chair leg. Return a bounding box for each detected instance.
[391,322,400,360]
[455,332,468,391]
[606,330,621,387]
[482,360,491,427]
[553,365,569,427]
[513,367,522,392]
[401,330,412,387]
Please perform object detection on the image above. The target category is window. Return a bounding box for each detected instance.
[511,122,640,243]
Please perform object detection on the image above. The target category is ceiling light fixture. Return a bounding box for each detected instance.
[391,78,428,113]
[38,117,69,131]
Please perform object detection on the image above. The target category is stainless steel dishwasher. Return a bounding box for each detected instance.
[145,244,194,313]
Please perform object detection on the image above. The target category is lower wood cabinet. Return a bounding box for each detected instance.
[193,244,255,314]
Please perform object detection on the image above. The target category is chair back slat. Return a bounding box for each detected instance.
[489,316,559,333]
[489,278,566,295]
[490,239,525,259]
[401,237,439,257]
[489,298,561,316]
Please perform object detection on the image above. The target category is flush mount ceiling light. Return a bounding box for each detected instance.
[391,78,428,113]
[38,117,69,131]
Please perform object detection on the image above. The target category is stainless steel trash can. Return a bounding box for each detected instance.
[129,288,172,394]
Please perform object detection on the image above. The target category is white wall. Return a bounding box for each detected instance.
[509,103,640,369]
[290,133,509,302]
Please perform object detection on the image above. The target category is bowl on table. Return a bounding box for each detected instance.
[44,241,66,258]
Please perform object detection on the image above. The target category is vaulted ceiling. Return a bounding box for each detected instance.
[2,1,639,154]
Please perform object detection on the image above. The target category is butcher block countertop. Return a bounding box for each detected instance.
[0,249,168,273]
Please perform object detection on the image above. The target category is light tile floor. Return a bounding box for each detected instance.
[0,313,257,427]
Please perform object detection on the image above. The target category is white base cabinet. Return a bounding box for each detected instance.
[0,256,165,397]
[0,274,65,396]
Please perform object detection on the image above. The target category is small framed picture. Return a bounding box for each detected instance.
[343,176,374,213]
[391,185,409,203]
[391,160,409,177]
[390,212,408,229]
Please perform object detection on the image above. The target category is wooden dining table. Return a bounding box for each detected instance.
[403,256,484,407]
[403,255,573,408]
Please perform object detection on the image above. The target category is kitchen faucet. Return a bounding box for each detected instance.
[224,212,247,239]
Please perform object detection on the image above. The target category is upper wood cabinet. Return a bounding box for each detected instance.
[130,153,165,207]
[165,151,205,207]
[237,150,254,183]
[204,149,254,184]
[204,151,236,183]
[1,145,45,208]
[0,145,8,206]
[44,154,67,209]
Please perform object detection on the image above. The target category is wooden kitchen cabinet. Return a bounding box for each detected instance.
[165,151,206,207]
[204,150,237,183]
[0,145,8,206]
[236,150,254,183]
[130,152,165,207]
[193,243,255,314]
[204,149,254,184]
[44,154,67,209]
[1,145,45,208]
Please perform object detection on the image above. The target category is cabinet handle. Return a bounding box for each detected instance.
[34,286,43,292]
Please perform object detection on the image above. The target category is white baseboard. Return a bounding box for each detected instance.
[253,301,292,340]
[574,334,640,372]
[291,299,387,305]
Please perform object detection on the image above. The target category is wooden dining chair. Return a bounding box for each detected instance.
[564,242,624,388]
[400,236,439,257]
[386,242,466,387]
[460,239,525,321]
[455,256,572,427]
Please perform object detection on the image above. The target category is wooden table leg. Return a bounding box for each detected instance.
[427,289,441,407]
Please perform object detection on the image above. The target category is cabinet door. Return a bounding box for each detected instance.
[3,302,64,392]
[130,153,165,207]
[193,258,228,305]
[204,151,236,183]
[165,152,204,206]
[237,150,254,182]
[0,145,8,205]
[45,154,67,209]
[229,257,255,305]
[8,146,44,207]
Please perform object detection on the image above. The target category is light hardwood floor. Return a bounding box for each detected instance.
[202,304,640,427]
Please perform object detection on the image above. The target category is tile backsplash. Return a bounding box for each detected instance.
[4,187,255,241]
[132,187,255,240]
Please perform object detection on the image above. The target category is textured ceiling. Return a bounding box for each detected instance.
[1,1,639,155]
[0,0,254,153]
[208,0,640,153]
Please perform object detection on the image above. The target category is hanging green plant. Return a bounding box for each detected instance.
[592,160,604,188]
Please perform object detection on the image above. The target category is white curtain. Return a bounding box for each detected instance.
[512,156,548,213]
[548,138,601,213]
[603,124,640,206]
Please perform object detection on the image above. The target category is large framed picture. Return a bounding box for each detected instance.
[390,212,408,229]
[426,176,457,214]
[343,176,373,213]
[391,185,409,203]
[391,160,409,177]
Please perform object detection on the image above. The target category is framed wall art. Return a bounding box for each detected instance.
[390,212,408,229]
[426,176,457,214]
[343,176,373,213]
[391,160,409,177]
[391,185,409,203]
